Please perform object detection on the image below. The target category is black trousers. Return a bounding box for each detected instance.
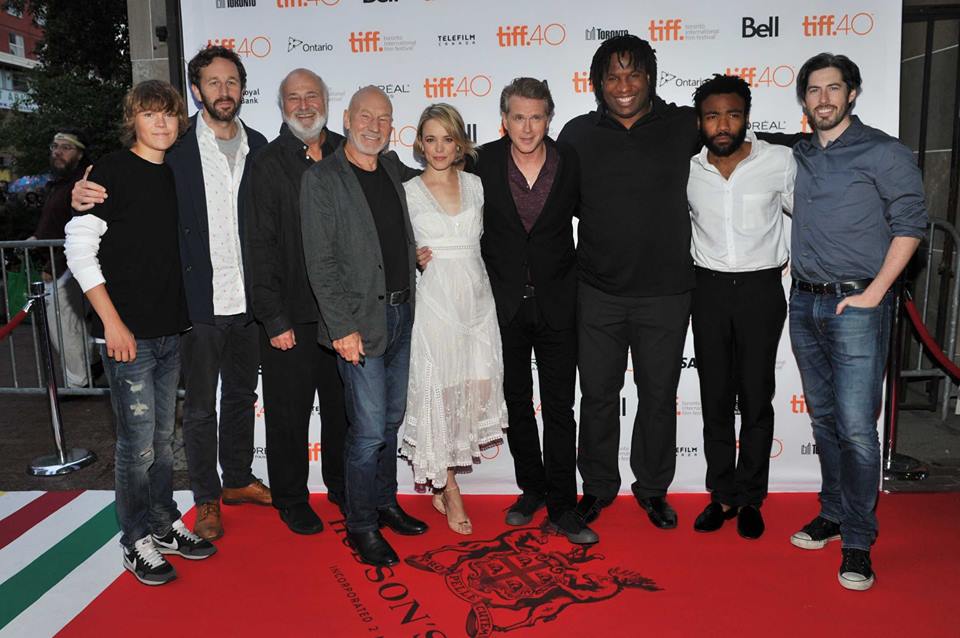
[577,282,691,500]
[259,323,347,509]
[501,297,578,521]
[691,267,786,507]
[181,315,259,505]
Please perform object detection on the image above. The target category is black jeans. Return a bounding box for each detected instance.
[577,282,691,500]
[501,297,578,521]
[691,267,786,507]
[181,314,259,505]
[259,322,346,509]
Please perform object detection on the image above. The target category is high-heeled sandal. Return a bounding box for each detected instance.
[433,485,472,535]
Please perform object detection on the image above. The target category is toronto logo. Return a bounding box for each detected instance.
[406,522,659,637]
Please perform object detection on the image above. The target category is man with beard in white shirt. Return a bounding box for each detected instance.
[686,74,795,540]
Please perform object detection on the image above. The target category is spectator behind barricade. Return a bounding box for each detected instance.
[27,130,98,387]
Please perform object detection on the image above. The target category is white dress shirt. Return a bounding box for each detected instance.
[687,129,795,272]
[196,113,249,316]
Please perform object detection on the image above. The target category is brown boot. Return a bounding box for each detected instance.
[194,501,223,540]
[222,479,273,506]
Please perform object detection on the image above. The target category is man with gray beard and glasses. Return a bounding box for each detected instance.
[245,68,348,535]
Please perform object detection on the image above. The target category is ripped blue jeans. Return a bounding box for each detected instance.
[102,336,182,548]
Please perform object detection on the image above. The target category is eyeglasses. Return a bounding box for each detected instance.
[49,143,77,152]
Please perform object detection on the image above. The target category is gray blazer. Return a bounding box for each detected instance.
[300,144,419,357]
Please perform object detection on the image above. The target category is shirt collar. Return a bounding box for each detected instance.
[196,111,249,153]
[594,95,666,130]
[277,123,336,161]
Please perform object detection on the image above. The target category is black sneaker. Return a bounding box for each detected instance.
[838,548,875,591]
[574,494,612,525]
[123,536,177,586]
[550,510,600,545]
[152,519,217,560]
[505,492,545,526]
[790,515,841,550]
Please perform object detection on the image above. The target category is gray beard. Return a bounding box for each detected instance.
[285,112,327,143]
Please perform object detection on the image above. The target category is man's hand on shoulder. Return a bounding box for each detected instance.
[72,165,108,212]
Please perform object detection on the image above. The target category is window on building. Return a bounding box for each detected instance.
[9,32,25,57]
[11,70,27,92]
[0,70,11,91]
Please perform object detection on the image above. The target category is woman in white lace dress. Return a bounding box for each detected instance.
[400,104,508,534]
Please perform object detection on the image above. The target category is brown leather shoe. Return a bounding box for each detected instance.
[222,479,272,506]
[194,501,223,541]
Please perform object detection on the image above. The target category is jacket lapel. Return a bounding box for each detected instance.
[498,140,529,234]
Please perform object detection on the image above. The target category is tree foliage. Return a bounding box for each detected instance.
[0,0,131,174]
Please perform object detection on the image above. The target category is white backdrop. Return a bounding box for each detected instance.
[182,0,901,494]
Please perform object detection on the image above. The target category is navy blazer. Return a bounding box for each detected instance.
[166,114,268,325]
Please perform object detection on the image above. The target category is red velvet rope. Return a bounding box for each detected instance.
[0,308,30,341]
[903,298,960,382]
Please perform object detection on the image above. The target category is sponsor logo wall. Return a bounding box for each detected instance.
[182,0,901,494]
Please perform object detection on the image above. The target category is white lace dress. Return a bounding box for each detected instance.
[400,171,508,488]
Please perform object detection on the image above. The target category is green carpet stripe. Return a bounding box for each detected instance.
[0,501,118,630]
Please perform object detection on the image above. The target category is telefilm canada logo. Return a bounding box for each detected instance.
[437,33,477,47]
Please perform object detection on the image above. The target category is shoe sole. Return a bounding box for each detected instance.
[222,498,272,506]
[377,522,428,536]
[838,572,875,591]
[790,533,841,550]
[193,528,223,541]
[123,561,177,586]
[154,546,217,560]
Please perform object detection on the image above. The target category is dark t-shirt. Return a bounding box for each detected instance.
[350,162,410,292]
[87,150,190,339]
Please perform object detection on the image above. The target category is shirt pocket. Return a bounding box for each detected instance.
[739,192,778,231]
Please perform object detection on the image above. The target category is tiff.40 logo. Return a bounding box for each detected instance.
[725,64,795,88]
[496,23,566,47]
[206,36,272,57]
[423,75,492,98]
[648,19,682,42]
[802,13,875,37]
[349,31,381,52]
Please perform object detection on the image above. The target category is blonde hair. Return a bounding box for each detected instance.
[121,80,189,147]
[412,103,477,166]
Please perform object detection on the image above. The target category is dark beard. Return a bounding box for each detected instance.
[702,125,747,157]
[201,95,240,123]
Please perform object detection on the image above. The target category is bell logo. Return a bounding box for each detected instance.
[790,394,807,414]
[496,23,566,47]
[349,31,382,53]
[802,13,875,37]
[742,16,779,38]
[572,71,593,94]
[648,19,683,42]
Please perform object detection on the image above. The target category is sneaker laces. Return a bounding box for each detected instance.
[842,549,870,574]
[134,537,165,568]
[172,519,203,543]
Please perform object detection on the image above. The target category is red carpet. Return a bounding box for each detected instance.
[58,493,959,637]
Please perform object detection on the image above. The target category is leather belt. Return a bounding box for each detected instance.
[792,278,873,295]
[386,288,410,305]
[522,284,536,299]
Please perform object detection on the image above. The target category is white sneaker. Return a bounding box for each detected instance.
[122,536,177,586]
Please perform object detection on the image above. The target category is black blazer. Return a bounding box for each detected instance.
[167,114,268,325]
[474,136,579,330]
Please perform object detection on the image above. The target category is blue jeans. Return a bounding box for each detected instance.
[789,289,891,551]
[337,303,412,533]
[103,336,183,548]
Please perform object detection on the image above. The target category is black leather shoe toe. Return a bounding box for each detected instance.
[737,505,765,540]
[693,502,737,533]
[348,530,399,567]
[378,504,429,535]
[279,503,324,535]
[636,495,678,529]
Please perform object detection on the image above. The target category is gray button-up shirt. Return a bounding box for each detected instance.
[791,116,927,283]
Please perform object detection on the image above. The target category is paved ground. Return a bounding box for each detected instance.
[1,322,958,493]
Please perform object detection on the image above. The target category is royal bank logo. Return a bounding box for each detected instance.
[241,87,261,104]
[584,27,629,41]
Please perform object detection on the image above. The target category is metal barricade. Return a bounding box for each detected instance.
[0,238,107,396]
[898,219,960,420]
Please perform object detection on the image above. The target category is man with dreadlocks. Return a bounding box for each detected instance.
[558,34,698,531]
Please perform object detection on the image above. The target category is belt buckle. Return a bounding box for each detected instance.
[522,284,535,299]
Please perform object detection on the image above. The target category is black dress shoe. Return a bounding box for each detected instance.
[737,505,765,540]
[635,495,678,529]
[693,502,737,533]
[279,503,324,535]
[348,530,399,567]
[377,504,429,535]
[574,494,612,525]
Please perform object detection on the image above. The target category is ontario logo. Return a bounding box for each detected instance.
[407,522,659,637]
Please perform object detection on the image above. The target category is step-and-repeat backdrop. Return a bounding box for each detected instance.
[182,0,900,494]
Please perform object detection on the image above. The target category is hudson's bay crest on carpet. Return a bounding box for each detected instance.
[0,492,956,637]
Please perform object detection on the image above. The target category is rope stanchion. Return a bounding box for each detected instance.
[903,297,960,381]
[0,299,34,341]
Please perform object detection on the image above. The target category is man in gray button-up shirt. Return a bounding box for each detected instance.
[787,53,927,593]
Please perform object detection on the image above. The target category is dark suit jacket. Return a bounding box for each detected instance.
[167,114,268,325]
[473,136,579,330]
[300,145,419,357]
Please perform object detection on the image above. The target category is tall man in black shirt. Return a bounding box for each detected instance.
[558,35,698,530]
[301,86,426,567]
[245,68,347,535]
